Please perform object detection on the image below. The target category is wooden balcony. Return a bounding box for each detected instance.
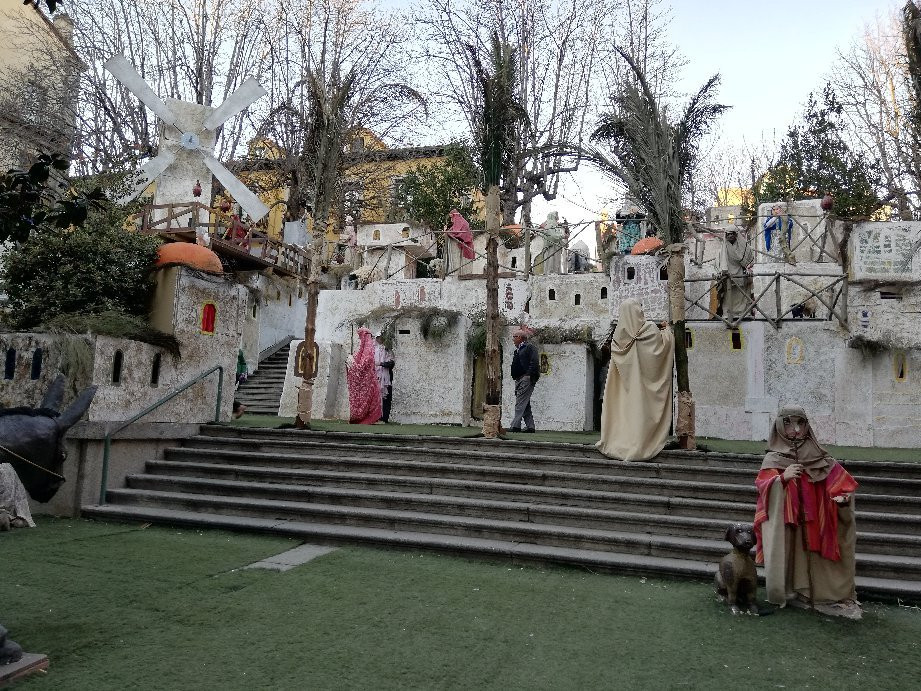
[133,202,309,278]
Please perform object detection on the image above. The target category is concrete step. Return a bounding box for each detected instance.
[79,503,921,602]
[125,474,921,555]
[146,459,755,514]
[156,452,759,504]
[188,434,921,489]
[197,426,921,480]
[127,473,750,538]
[162,445,921,506]
[101,488,921,580]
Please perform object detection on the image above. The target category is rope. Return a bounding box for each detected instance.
[0,443,66,481]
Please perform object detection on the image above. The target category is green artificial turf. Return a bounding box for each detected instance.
[3,518,920,689]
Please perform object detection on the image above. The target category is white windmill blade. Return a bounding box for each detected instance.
[202,78,267,131]
[116,150,176,205]
[200,151,269,221]
[104,55,178,128]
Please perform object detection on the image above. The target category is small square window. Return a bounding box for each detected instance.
[894,351,908,382]
[548,289,556,301]
[625,266,636,281]
[730,329,743,350]
[600,287,608,300]
[574,294,581,306]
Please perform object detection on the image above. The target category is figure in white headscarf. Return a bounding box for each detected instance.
[716,228,754,323]
[596,299,674,461]
[536,211,564,275]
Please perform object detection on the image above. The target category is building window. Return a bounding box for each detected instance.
[511,256,518,268]
[4,348,16,380]
[574,293,581,306]
[730,329,743,350]
[372,229,381,241]
[894,351,908,382]
[600,287,608,300]
[288,293,292,307]
[112,350,124,384]
[252,303,257,319]
[548,288,556,301]
[201,303,217,334]
[659,265,669,281]
[150,353,162,387]
[401,227,410,238]
[30,348,43,380]
[684,329,693,349]
[625,266,636,281]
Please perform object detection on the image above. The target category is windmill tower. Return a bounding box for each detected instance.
[104,55,270,239]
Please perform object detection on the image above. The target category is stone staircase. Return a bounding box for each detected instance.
[82,427,921,601]
[234,341,292,415]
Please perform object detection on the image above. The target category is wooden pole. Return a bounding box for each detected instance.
[482,185,503,438]
[668,242,695,450]
[295,239,322,429]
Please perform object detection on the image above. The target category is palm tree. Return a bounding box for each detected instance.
[466,32,528,437]
[587,47,728,448]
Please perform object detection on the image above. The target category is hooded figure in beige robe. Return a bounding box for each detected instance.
[596,299,675,461]
[716,228,754,322]
[754,405,861,619]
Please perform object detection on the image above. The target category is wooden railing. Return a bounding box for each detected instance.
[133,202,310,277]
[684,270,848,329]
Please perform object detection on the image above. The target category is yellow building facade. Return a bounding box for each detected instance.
[0,2,82,169]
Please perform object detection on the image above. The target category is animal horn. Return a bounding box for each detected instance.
[56,386,98,429]
[40,374,67,412]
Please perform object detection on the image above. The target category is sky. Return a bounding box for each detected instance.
[536,0,900,247]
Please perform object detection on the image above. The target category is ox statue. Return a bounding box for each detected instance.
[0,375,96,503]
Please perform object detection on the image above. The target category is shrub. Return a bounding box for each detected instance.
[0,204,160,329]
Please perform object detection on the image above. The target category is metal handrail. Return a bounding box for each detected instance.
[98,365,223,504]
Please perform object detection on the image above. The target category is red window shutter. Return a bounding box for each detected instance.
[201,303,217,334]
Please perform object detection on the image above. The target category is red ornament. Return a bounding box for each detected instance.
[219,198,232,213]
[192,180,202,197]
[821,194,834,212]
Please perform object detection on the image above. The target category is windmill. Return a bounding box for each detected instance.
[104,54,270,224]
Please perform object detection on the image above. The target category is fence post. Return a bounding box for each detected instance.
[774,273,782,329]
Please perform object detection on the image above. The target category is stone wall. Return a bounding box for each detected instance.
[608,254,669,321]
[687,320,921,447]
[2,267,245,422]
[501,341,595,431]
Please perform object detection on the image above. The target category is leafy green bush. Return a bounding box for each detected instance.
[0,203,161,329]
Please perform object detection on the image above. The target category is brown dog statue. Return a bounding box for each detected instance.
[715,523,759,615]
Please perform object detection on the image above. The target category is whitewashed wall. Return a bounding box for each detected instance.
[686,320,921,447]
[501,342,595,431]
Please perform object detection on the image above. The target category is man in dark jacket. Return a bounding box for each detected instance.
[509,329,540,433]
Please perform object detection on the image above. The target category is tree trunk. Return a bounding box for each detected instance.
[522,198,532,278]
[667,243,695,450]
[295,244,321,429]
[482,185,503,438]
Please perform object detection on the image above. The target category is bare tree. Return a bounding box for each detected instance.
[828,7,920,219]
[419,0,613,227]
[62,0,271,176]
[259,0,425,428]
[252,0,426,224]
